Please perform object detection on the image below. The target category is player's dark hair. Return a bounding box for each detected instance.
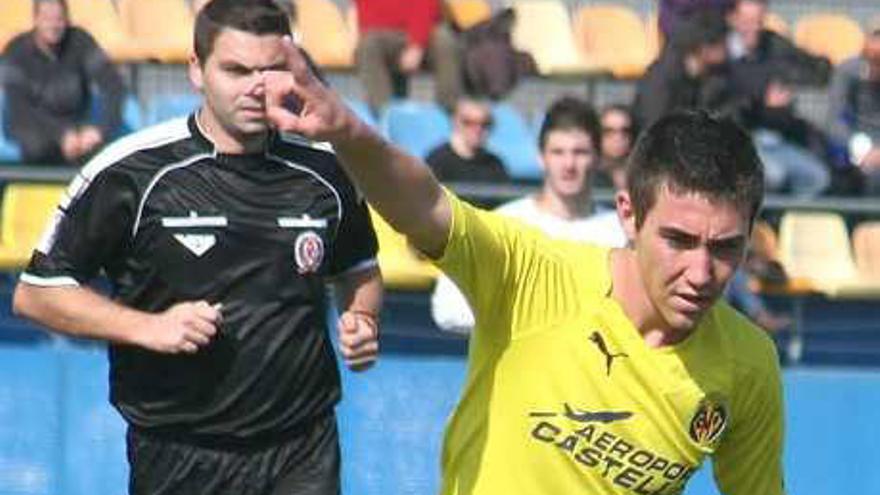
[626,109,764,230]
[538,96,602,156]
[194,0,291,64]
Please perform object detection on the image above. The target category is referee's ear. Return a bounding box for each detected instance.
[189,53,205,95]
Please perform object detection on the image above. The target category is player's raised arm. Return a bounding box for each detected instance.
[264,38,451,259]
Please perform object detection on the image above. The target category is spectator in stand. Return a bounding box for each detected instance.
[827,19,880,195]
[595,104,636,190]
[354,0,463,115]
[659,0,735,40]
[725,0,831,197]
[426,97,509,183]
[2,0,124,165]
[431,97,626,333]
[634,11,732,128]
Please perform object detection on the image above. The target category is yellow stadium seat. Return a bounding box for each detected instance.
[510,0,596,76]
[293,0,355,69]
[748,220,814,295]
[0,1,32,54]
[369,208,438,291]
[573,4,653,79]
[67,0,146,62]
[446,0,492,30]
[793,13,864,64]
[778,211,880,298]
[763,11,789,37]
[118,0,194,63]
[0,183,67,270]
[852,222,880,282]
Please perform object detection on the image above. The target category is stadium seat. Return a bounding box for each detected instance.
[0,1,32,53]
[778,211,880,298]
[117,0,193,63]
[793,13,864,64]
[510,0,595,75]
[0,183,67,270]
[67,0,146,62]
[446,0,492,30]
[369,208,438,290]
[294,0,355,69]
[381,100,451,159]
[748,220,814,295]
[852,222,880,282]
[144,93,201,126]
[486,103,542,182]
[573,4,654,79]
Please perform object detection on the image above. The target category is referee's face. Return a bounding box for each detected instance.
[629,186,749,335]
[190,28,288,150]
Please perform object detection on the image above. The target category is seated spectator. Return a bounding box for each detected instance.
[2,0,124,165]
[827,19,880,195]
[354,0,463,115]
[426,97,509,183]
[633,11,732,128]
[726,0,831,197]
[595,104,636,190]
[431,97,626,333]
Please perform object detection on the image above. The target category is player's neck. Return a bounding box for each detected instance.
[197,108,267,154]
[609,249,690,347]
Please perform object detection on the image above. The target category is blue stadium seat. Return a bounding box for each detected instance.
[144,92,202,126]
[91,93,144,138]
[487,103,542,182]
[381,100,451,159]
[0,91,21,163]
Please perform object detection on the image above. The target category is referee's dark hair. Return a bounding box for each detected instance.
[194,0,292,64]
[537,96,602,156]
[626,109,764,230]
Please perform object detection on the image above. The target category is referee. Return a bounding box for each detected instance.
[13,1,382,494]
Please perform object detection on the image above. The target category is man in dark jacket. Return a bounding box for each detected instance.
[633,11,731,128]
[2,0,125,165]
[725,0,831,196]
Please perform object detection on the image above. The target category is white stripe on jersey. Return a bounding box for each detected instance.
[278,132,335,154]
[19,272,80,287]
[267,154,344,238]
[133,153,213,237]
[277,216,328,229]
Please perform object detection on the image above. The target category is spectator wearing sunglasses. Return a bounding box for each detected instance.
[596,104,637,190]
[426,97,510,184]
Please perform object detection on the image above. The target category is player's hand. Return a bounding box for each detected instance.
[138,301,222,354]
[263,37,362,143]
[78,126,104,154]
[337,310,379,372]
[60,129,82,161]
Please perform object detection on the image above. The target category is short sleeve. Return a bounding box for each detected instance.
[327,175,378,276]
[22,169,137,286]
[712,351,786,495]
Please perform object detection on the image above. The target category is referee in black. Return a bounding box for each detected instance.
[12,1,382,494]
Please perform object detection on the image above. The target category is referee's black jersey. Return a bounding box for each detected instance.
[22,115,378,443]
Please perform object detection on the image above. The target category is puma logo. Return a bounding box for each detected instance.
[589,331,627,376]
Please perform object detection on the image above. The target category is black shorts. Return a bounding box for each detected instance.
[126,413,340,495]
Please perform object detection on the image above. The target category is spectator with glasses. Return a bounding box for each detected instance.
[596,104,637,190]
[426,97,509,184]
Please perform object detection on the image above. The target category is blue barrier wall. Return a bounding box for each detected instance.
[2,291,880,494]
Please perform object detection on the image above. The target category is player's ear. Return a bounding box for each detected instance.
[615,189,636,243]
[188,53,205,93]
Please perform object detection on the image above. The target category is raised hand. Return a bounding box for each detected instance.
[264,37,362,143]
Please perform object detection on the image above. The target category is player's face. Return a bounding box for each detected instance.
[627,186,749,333]
[34,1,68,47]
[540,129,597,200]
[189,28,288,142]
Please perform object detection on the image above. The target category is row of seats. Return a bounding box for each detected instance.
[754,213,880,299]
[0,0,194,62]
[300,0,874,79]
[0,0,873,76]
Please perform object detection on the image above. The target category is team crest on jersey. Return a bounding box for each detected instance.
[294,230,324,273]
[688,395,728,447]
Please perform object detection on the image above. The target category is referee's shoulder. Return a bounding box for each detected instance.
[83,117,196,177]
[272,132,354,186]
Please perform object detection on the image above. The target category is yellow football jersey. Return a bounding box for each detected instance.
[434,193,784,495]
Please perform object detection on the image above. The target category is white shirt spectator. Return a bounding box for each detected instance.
[431,196,627,333]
